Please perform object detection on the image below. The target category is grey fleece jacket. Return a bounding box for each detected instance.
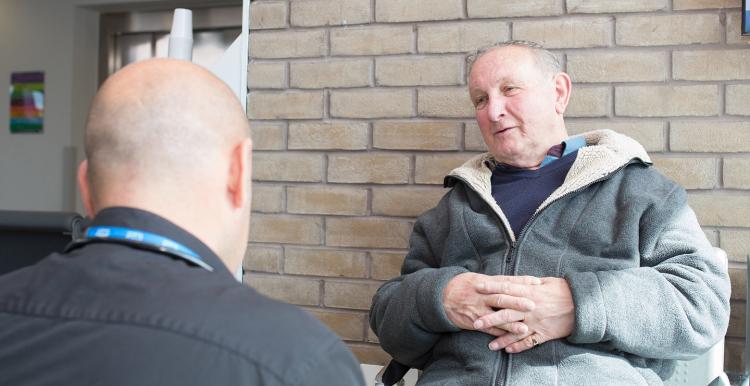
[369,130,730,386]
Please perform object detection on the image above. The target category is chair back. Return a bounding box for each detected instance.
[0,210,85,275]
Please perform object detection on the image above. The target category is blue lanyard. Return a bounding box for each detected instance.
[83,226,213,272]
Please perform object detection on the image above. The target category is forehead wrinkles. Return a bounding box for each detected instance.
[469,53,536,93]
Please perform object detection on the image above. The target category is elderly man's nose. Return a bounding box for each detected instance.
[488,99,505,122]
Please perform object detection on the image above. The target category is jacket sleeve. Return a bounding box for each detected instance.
[369,204,467,369]
[300,338,366,386]
[566,185,731,360]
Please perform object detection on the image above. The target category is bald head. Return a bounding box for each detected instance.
[80,58,253,272]
[84,58,249,202]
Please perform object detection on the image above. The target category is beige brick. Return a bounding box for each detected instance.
[418,21,510,54]
[376,56,463,86]
[567,0,667,13]
[615,85,719,117]
[285,247,367,278]
[727,11,750,45]
[372,187,447,217]
[376,0,462,22]
[248,91,324,119]
[565,120,665,152]
[290,59,371,89]
[730,268,748,301]
[373,121,460,150]
[725,158,750,189]
[287,186,368,215]
[567,51,668,83]
[418,87,475,118]
[704,229,719,247]
[243,245,281,273]
[688,193,750,227]
[326,218,412,248]
[415,154,473,184]
[725,338,746,373]
[468,0,563,17]
[331,26,413,56]
[726,85,750,115]
[349,343,391,365]
[513,17,612,49]
[673,0,740,9]
[729,301,746,338]
[248,62,286,89]
[371,252,406,280]
[250,214,323,244]
[465,121,488,151]
[288,121,368,150]
[252,152,323,182]
[616,14,720,46]
[250,30,326,59]
[674,50,750,81]
[250,1,287,30]
[331,89,414,119]
[328,154,411,184]
[367,326,380,343]
[651,157,719,190]
[722,229,750,263]
[245,274,320,306]
[250,121,285,150]
[251,184,284,213]
[324,281,381,310]
[306,309,365,341]
[671,121,750,152]
[566,86,610,118]
[290,0,370,27]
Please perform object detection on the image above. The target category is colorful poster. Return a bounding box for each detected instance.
[9,72,44,133]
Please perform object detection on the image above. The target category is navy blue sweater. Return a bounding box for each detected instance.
[491,150,578,236]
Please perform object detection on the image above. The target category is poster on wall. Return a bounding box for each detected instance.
[9,71,44,134]
[744,0,750,35]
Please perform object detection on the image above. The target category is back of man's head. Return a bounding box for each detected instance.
[79,58,252,271]
[85,59,248,198]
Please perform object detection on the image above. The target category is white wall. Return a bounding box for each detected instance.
[0,0,82,211]
[0,0,234,212]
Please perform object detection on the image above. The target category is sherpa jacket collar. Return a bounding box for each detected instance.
[445,129,652,241]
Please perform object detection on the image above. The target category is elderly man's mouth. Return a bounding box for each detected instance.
[494,126,516,135]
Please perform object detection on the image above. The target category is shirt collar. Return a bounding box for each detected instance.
[88,207,229,277]
[492,136,587,171]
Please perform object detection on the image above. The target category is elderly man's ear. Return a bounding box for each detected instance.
[226,138,253,210]
[553,72,572,115]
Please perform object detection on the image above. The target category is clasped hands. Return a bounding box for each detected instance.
[442,272,575,353]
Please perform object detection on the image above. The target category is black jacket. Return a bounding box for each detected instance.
[0,207,364,386]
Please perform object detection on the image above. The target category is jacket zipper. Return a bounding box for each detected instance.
[450,160,638,386]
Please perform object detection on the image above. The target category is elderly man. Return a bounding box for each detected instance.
[369,41,730,385]
[0,59,364,386]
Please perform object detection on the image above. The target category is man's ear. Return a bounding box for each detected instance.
[553,72,572,115]
[77,160,96,218]
[227,138,253,209]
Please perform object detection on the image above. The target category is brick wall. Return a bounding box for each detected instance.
[244,0,750,372]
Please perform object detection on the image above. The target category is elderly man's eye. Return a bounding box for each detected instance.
[473,96,488,109]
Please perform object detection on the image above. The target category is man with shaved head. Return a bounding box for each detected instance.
[0,59,364,386]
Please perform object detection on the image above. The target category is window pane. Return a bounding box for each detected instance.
[192,29,241,69]
[154,33,169,58]
[116,33,153,70]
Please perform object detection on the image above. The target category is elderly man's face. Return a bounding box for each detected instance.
[469,46,565,167]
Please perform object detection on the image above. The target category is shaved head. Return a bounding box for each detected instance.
[80,59,253,271]
[85,58,249,202]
